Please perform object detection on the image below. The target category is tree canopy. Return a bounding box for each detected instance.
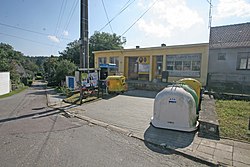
[0,43,39,85]
[59,32,126,68]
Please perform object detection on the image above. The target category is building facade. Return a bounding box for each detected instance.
[208,22,250,93]
[0,72,10,95]
[94,43,209,86]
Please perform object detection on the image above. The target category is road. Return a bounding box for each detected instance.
[0,82,208,167]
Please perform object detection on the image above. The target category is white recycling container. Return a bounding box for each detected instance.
[151,85,198,132]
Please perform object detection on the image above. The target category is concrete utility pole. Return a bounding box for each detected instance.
[79,0,89,104]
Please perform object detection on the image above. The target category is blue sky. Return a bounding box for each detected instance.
[0,0,250,56]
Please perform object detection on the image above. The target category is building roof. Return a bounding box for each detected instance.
[93,43,208,54]
[209,22,250,49]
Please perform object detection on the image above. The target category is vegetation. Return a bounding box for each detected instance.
[0,43,39,87]
[0,86,28,99]
[1,32,126,90]
[216,100,250,142]
[43,56,76,86]
[59,32,126,67]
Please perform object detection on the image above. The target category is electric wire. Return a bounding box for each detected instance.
[0,32,64,48]
[0,22,73,41]
[99,0,135,32]
[101,0,114,33]
[54,0,66,36]
[121,0,159,36]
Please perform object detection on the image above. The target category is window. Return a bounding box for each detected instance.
[98,57,106,66]
[166,53,201,77]
[155,55,163,75]
[218,53,226,60]
[110,57,119,68]
[237,52,250,70]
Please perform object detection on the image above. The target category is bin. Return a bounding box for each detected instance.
[106,76,127,93]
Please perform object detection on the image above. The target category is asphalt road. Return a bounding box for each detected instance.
[0,82,208,167]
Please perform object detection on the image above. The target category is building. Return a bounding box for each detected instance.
[208,22,250,93]
[0,72,10,95]
[94,43,209,86]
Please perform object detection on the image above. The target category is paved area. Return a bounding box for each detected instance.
[47,89,250,167]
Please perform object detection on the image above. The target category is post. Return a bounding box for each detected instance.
[79,0,89,104]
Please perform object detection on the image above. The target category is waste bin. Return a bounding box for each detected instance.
[106,76,127,94]
[151,85,198,132]
[161,71,169,82]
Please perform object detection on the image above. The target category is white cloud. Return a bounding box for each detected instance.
[215,0,250,18]
[136,0,204,38]
[48,35,60,43]
[63,30,69,36]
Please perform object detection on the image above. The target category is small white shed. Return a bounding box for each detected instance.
[151,85,198,132]
[0,72,11,95]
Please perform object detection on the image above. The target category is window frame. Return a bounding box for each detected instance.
[237,52,250,70]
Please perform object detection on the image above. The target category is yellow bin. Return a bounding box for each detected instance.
[178,78,202,102]
[106,76,127,93]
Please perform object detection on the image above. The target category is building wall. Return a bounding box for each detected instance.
[94,43,209,86]
[0,72,10,95]
[208,47,250,93]
[208,47,250,75]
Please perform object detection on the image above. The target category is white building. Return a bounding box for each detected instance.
[0,72,11,95]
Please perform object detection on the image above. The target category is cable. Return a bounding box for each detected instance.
[0,32,64,49]
[54,0,66,36]
[62,0,79,35]
[121,0,159,36]
[0,22,73,41]
[54,0,67,37]
[99,0,135,32]
[101,0,113,33]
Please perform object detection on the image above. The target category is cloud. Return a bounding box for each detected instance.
[136,0,204,38]
[215,0,250,18]
[48,35,60,43]
[63,30,69,36]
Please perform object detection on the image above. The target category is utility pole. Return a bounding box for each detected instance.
[79,0,89,104]
[208,0,212,29]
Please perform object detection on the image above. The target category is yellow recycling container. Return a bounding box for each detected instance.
[178,78,202,102]
[106,76,128,94]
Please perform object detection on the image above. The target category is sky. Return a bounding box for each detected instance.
[0,0,250,56]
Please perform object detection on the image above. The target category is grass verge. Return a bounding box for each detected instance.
[216,100,250,143]
[63,92,99,105]
[0,86,28,99]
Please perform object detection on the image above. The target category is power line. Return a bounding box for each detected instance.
[99,0,135,32]
[121,0,159,36]
[0,32,64,48]
[54,0,67,37]
[54,0,66,36]
[0,22,73,41]
[101,0,114,33]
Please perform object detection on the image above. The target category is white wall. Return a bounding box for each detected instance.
[0,72,10,95]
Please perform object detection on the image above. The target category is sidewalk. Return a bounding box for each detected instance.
[46,88,250,167]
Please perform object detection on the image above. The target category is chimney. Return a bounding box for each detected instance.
[136,46,140,49]
[161,43,166,47]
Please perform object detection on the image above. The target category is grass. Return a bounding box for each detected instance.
[64,92,99,105]
[0,86,28,99]
[216,100,250,142]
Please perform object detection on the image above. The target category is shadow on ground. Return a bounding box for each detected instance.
[123,90,158,99]
[144,125,195,154]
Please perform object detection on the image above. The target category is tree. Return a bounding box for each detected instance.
[59,40,80,66]
[59,32,126,68]
[89,31,126,67]
[0,43,39,85]
[54,59,76,85]
[44,56,76,86]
